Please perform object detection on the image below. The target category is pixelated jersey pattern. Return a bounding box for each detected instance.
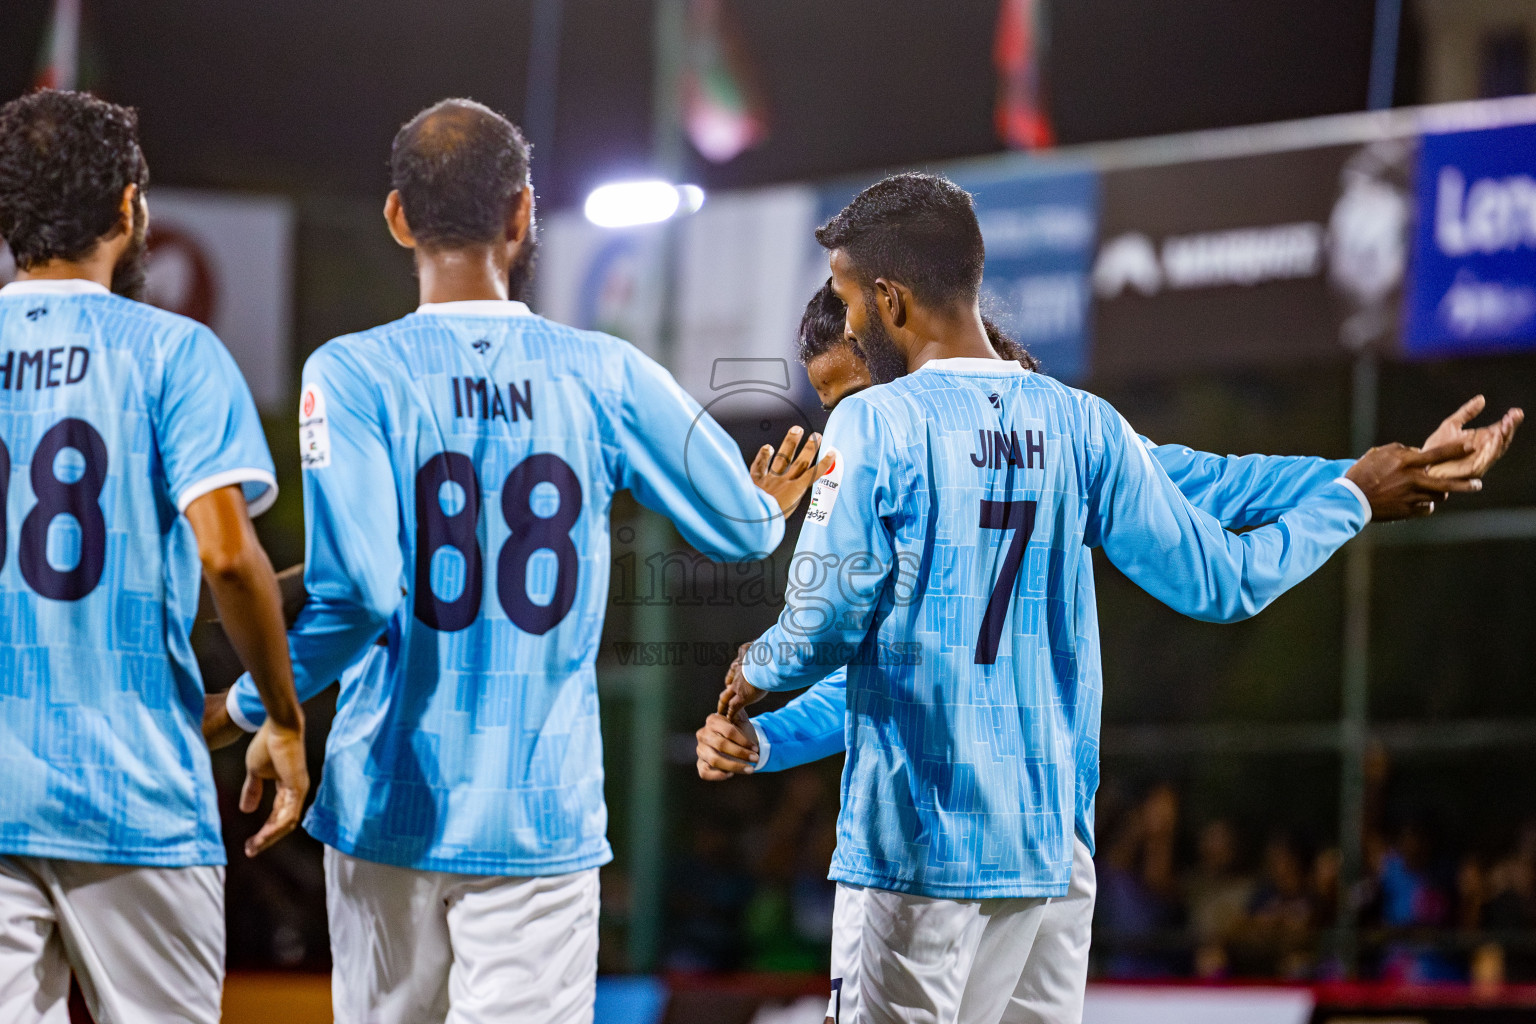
[0,287,275,867]
[233,307,781,874]
[742,364,1367,899]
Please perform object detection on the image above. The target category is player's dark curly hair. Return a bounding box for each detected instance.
[796,277,1040,372]
[391,99,530,249]
[984,320,1041,372]
[0,90,147,270]
[815,173,985,308]
[796,279,846,365]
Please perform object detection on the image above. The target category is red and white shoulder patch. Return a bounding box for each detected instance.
[299,384,331,469]
[803,447,844,526]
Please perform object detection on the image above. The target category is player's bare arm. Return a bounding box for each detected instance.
[185,485,309,857]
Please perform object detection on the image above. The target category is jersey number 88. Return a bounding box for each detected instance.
[414,451,582,635]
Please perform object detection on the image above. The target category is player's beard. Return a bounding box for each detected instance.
[110,198,149,302]
[855,293,909,385]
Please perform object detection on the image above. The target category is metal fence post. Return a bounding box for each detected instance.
[627,0,689,973]
[1336,351,1378,975]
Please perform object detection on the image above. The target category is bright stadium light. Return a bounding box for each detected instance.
[583,180,705,228]
[677,183,705,214]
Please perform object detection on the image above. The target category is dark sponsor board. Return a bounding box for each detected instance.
[1090,140,1414,378]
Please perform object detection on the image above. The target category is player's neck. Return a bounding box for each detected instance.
[415,247,511,305]
[904,308,1000,372]
[15,252,118,291]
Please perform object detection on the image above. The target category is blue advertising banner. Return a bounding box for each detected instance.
[953,165,1100,381]
[1406,122,1536,358]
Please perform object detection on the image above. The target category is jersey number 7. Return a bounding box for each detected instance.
[414,451,583,635]
[974,498,1036,665]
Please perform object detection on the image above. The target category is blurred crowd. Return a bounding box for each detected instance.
[657,751,1536,986]
[216,710,1536,987]
[1094,774,1536,985]
[662,771,840,974]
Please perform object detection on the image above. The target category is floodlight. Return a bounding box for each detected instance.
[584,180,705,228]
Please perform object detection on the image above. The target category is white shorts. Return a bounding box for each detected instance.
[829,838,1096,1024]
[0,855,224,1024]
[325,847,600,1024]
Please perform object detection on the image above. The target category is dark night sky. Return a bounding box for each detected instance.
[0,0,1381,210]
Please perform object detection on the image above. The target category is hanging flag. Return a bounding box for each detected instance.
[34,0,82,91]
[683,0,769,164]
[994,0,1054,150]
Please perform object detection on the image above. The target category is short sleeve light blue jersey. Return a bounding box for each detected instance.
[230,300,783,874]
[740,358,1368,898]
[751,436,1354,856]
[0,279,277,867]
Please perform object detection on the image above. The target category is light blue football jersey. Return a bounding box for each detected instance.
[230,300,783,874]
[751,440,1355,854]
[740,358,1368,898]
[0,279,277,867]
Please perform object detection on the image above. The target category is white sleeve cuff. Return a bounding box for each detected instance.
[1334,476,1373,524]
[753,722,772,772]
[226,686,261,733]
[177,469,279,517]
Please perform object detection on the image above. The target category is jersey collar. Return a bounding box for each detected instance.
[0,278,112,297]
[414,299,533,318]
[914,357,1030,375]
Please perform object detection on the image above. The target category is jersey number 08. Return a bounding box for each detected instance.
[0,419,110,601]
[414,451,583,635]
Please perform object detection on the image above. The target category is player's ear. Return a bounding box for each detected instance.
[507,184,534,245]
[383,190,417,249]
[874,278,907,329]
[132,185,149,233]
[115,184,137,238]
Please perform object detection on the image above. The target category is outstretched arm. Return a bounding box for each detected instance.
[1146,443,1354,530]
[1090,400,1477,623]
[1148,395,1521,528]
[712,396,1517,766]
[615,347,805,560]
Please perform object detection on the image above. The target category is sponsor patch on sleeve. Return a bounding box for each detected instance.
[299,384,332,469]
[802,447,844,526]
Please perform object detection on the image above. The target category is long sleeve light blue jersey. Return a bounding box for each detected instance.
[750,438,1355,857]
[739,358,1368,898]
[0,280,276,867]
[231,301,782,874]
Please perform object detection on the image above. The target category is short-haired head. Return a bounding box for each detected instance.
[796,278,848,365]
[390,98,530,249]
[0,90,147,269]
[815,173,985,309]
